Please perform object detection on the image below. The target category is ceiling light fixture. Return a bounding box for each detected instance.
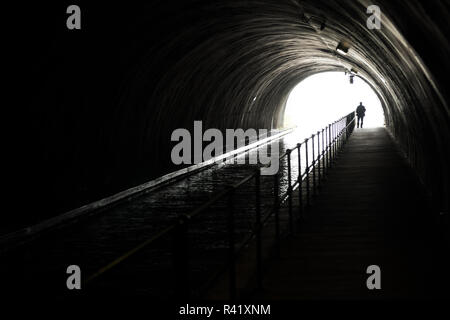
[336,41,351,55]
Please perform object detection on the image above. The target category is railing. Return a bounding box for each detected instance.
[85,111,356,299]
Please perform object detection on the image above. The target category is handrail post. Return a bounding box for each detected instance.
[273,173,280,256]
[333,122,337,161]
[297,143,303,220]
[255,170,262,290]
[334,122,339,159]
[336,122,341,156]
[322,128,325,177]
[327,124,331,169]
[305,138,310,207]
[330,123,333,162]
[227,188,236,300]
[287,149,293,234]
[317,131,321,188]
[174,214,190,300]
[334,122,337,159]
[325,124,328,167]
[312,134,316,197]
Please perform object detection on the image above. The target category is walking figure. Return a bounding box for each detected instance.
[356,102,366,128]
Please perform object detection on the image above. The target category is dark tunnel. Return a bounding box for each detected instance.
[4,0,449,236]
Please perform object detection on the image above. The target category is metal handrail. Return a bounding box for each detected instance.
[84,111,356,299]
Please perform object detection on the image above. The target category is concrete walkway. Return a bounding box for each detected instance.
[251,128,444,300]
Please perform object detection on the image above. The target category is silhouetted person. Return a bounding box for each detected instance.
[356,102,366,128]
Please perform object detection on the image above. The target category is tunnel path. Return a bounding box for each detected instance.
[251,128,441,300]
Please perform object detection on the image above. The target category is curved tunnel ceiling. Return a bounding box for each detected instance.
[6,0,450,226]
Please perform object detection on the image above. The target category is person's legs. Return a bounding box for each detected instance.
[357,116,361,128]
[361,116,364,128]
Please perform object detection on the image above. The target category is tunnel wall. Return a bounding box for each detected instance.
[4,0,449,232]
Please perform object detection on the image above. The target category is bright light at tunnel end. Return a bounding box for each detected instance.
[283,72,385,134]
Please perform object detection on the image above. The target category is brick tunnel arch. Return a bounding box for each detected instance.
[6,1,449,229]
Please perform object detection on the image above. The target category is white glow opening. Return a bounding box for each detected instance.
[283,72,385,134]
